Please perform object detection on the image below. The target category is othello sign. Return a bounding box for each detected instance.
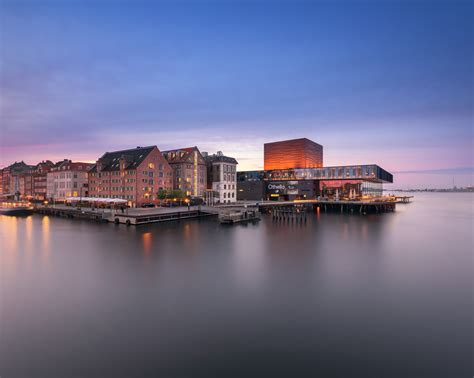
[267,181,299,194]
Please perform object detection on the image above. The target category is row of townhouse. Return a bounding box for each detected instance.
[87,145,238,206]
[0,160,56,201]
[1,145,239,206]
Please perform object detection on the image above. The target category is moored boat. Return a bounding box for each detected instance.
[0,201,34,216]
[219,208,261,224]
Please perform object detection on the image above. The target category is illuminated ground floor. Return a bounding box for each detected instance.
[237,164,393,201]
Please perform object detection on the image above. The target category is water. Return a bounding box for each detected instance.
[1,193,472,377]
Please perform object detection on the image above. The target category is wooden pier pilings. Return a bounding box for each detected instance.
[263,200,397,216]
[271,206,308,223]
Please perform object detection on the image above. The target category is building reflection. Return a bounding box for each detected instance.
[41,216,50,263]
[1,216,18,271]
[142,232,152,256]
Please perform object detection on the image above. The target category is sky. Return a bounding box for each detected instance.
[0,0,472,188]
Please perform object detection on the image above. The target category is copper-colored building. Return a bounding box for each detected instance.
[264,138,323,170]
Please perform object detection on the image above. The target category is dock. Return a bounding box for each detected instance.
[109,208,216,225]
[34,205,218,225]
[32,196,411,225]
[257,198,402,214]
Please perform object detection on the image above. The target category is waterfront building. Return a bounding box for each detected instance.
[30,161,55,200]
[46,160,94,202]
[238,138,393,201]
[203,151,238,204]
[88,146,173,207]
[264,138,323,170]
[0,161,34,198]
[162,147,207,197]
[236,170,265,201]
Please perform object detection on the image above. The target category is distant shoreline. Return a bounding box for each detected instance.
[386,189,473,193]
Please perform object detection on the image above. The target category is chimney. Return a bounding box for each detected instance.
[97,158,103,172]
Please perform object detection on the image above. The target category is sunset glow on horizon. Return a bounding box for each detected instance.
[1,0,472,188]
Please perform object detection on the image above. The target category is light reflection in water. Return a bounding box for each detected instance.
[232,228,267,291]
[25,216,33,265]
[42,216,50,263]
[142,232,152,256]
[1,216,18,271]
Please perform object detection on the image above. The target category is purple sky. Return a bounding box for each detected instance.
[1,1,472,188]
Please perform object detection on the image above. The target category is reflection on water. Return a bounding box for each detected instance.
[41,216,50,263]
[0,193,472,377]
[142,232,152,257]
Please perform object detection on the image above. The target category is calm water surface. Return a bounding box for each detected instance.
[1,193,472,377]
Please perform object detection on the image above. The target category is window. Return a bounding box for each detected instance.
[148,163,155,169]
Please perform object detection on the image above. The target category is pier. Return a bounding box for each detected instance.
[34,205,218,225]
[32,196,410,225]
[258,198,401,214]
[109,208,216,225]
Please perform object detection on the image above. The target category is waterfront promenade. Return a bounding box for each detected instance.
[32,196,410,225]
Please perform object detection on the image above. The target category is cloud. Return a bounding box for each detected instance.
[393,167,474,175]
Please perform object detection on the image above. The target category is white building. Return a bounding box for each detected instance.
[203,151,238,204]
[46,160,93,201]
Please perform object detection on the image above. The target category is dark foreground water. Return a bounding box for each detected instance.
[1,193,472,377]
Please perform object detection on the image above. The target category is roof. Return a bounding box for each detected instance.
[204,153,238,165]
[51,160,94,172]
[162,146,206,164]
[264,137,323,148]
[90,146,156,172]
[4,161,35,173]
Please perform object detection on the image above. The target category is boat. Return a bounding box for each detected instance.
[0,201,34,216]
[219,208,261,224]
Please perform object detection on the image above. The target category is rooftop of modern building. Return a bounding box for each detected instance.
[237,164,393,183]
[263,137,323,148]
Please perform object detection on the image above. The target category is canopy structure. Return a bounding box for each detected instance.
[65,197,127,204]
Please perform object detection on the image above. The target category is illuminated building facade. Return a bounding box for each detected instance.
[47,160,94,201]
[88,146,173,207]
[0,160,55,200]
[203,151,238,204]
[238,138,393,201]
[264,138,323,170]
[162,147,207,197]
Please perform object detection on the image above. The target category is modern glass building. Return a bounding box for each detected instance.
[238,138,393,201]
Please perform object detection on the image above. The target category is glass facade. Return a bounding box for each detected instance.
[237,164,392,200]
[319,180,383,198]
[264,164,392,184]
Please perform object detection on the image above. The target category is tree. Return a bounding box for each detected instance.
[157,189,168,200]
[166,190,186,200]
